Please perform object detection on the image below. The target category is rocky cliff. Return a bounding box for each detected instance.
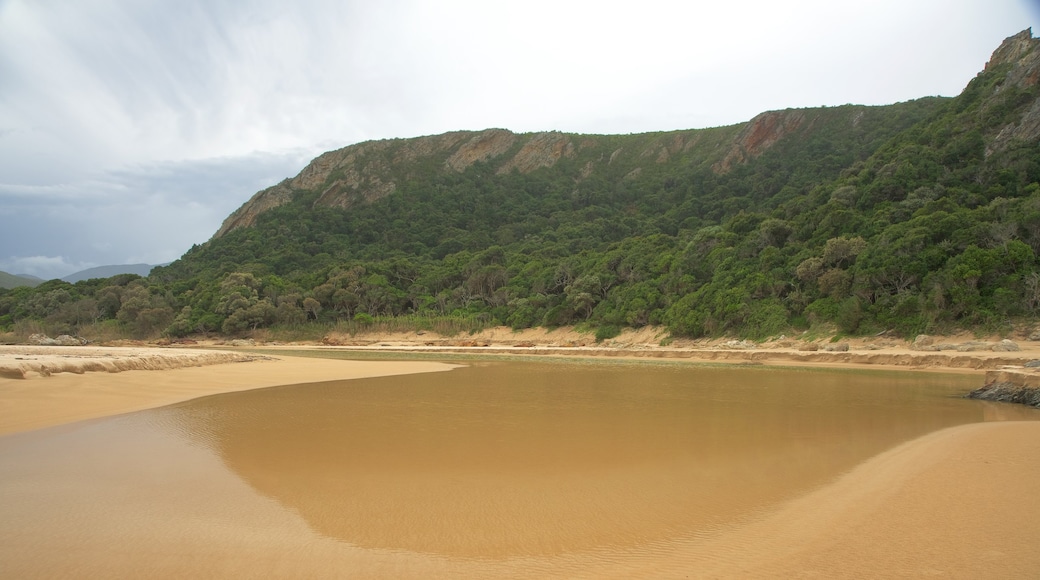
[984,28,1040,157]
[213,126,741,238]
[211,111,877,239]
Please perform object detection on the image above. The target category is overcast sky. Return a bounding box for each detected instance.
[1,0,1037,279]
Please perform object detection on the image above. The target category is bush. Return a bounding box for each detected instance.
[595,324,621,342]
[353,312,374,325]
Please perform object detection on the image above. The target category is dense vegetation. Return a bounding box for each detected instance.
[3,38,1040,342]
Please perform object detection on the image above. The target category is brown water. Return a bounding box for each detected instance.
[0,361,1031,577]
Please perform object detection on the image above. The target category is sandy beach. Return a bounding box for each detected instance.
[0,345,460,435]
[1,340,1039,577]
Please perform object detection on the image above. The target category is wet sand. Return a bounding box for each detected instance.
[1,345,1039,577]
[0,346,460,435]
[634,420,1040,578]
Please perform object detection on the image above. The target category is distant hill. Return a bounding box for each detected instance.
[15,274,44,282]
[0,271,42,289]
[61,264,156,283]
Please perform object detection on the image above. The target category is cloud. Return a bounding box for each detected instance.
[0,150,312,278]
[0,256,93,281]
[0,0,1037,278]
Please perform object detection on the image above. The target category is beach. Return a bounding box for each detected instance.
[1,341,1039,577]
[0,345,460,435]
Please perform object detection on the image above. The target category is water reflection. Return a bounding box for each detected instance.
[159,362,985,558]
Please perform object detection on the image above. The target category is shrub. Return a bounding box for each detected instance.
[595,324,621,342]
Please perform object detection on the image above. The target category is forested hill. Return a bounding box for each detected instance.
[3,30,1040,340]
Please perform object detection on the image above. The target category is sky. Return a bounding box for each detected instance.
[1,1,1038,280]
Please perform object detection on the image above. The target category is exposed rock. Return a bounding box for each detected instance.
[721,340,756,350]
[1024,360,1040,368]
[214,180,295,237]
[713,110,809,174]
[315,174,396,210]
[967,381,1040,408]
[956,341,992,352]
[393,131,471,164]
[797,343,820,352]
[992,339,1022,352]
[983,29,1040,156]
[27,333,57,346]
[822,342,850,352]
[496,132,574,175]
[26,334,85,346]
[1029,329,1040,341]
[25,334,87,347]
[984,28,1038,77]
[445,129,517,172]
[640,134,689,164]
[579,161,595,179]
[910,335,935,350]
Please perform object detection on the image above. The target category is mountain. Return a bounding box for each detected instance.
[61,264,157,283]
[211,106,942,241]
[0,271,41,289]
[4,30,1040,340]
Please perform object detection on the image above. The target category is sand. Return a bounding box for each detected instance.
[0,345,460,435]
[286,325,1040,372]
[1,342,1039,577]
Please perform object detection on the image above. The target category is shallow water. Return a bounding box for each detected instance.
[0,361,1030,577]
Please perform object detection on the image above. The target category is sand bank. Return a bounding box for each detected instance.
[260,325,1040,373]
[613,420,1040,578]
[0,345,266,379]
[0,346,459,435]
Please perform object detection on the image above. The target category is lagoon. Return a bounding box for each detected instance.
[0,360,1035,577]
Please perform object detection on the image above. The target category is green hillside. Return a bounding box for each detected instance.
[3,30,1039,340]
[0,271,40,290]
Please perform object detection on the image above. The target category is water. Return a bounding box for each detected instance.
[0,361,1029,577]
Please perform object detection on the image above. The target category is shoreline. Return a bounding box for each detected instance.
[629,420,1040,578]
[4,334,1040,435]
[242,342,1036,373]
[0,347,460,436]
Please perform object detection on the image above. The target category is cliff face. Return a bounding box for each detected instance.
[212,127,733,237]
[214,180,294,238]
[211,113,861,239]
[984,28,1040,156]
[712,110,810,174]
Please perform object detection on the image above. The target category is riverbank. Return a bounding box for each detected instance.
[970,367,1040,407]
[0,346,459,435]
[6,328,1040,434]
[54,324,1040,371]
